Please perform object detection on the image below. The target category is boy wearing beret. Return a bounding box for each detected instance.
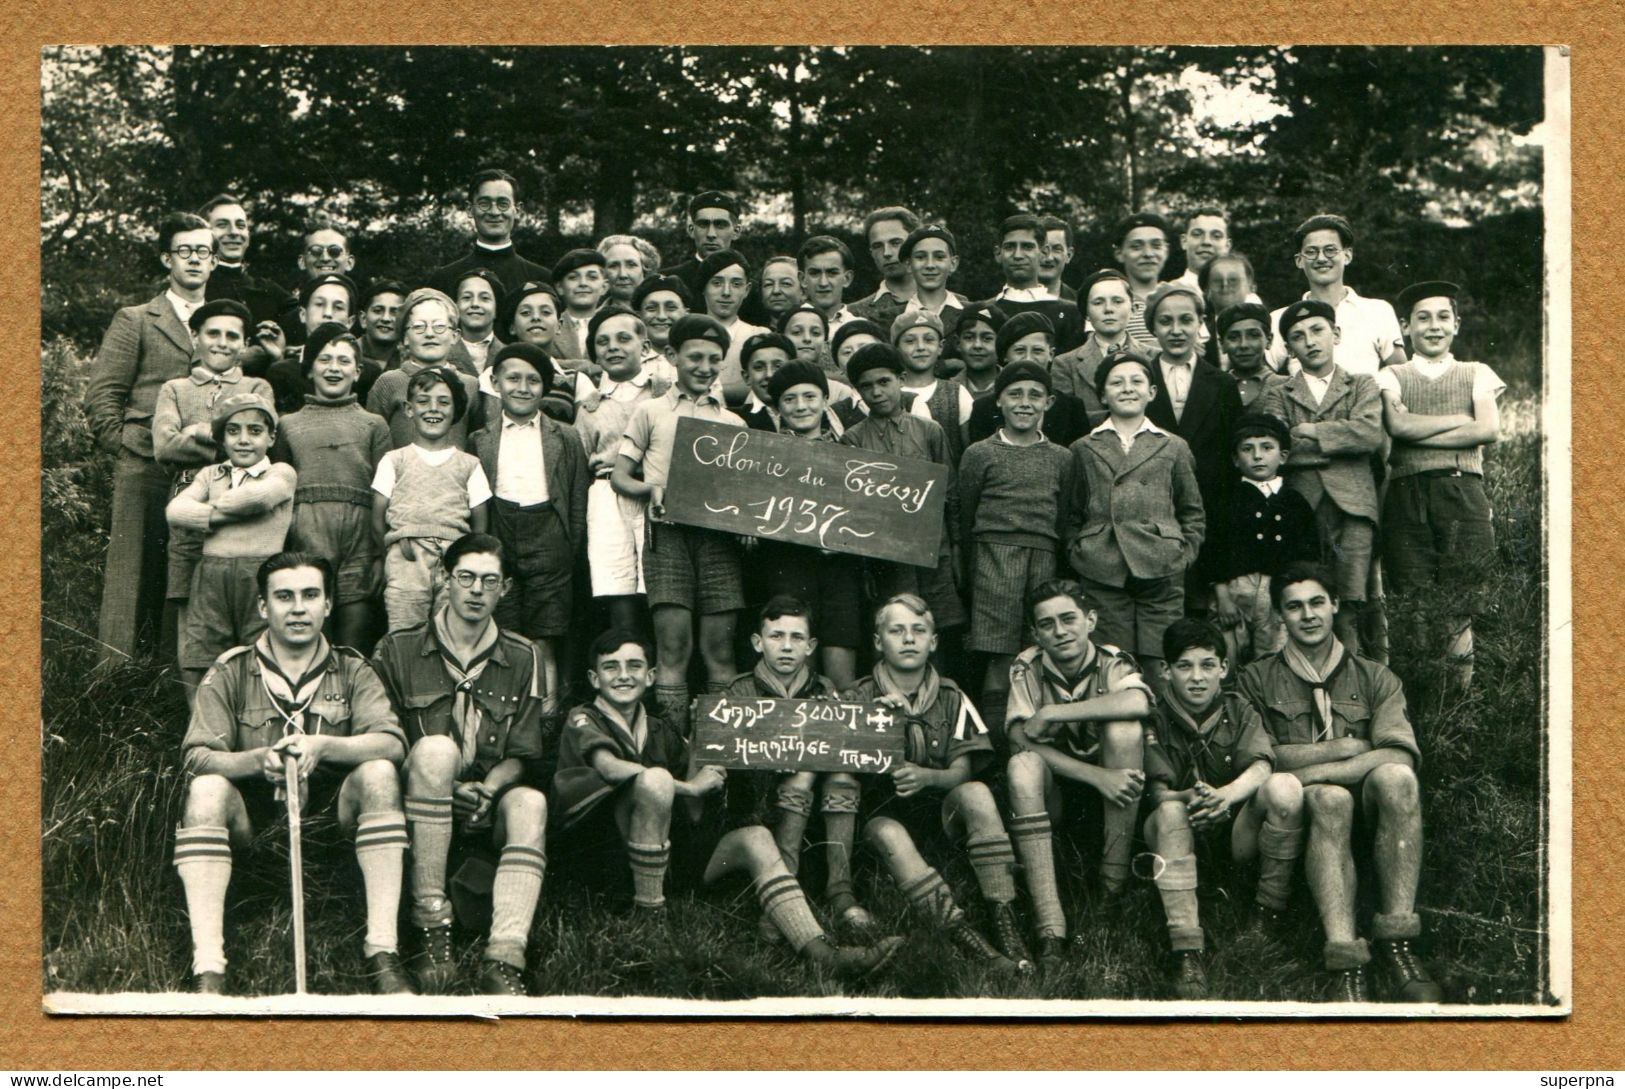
[1113,212,1175,345]
[1267,214,1406,377]
[272,324,391,652]
[968,311,1098,449]
[154,300,275,670]
[632,274,694,364]
[893,309,973,466]
[166,392,298,692]
[664,190,741,302]
[1259,300,1385,656]
[552,249,609,364]
[1211,413,1319,665]
[959,360,1074,745]
[986,214,1086,354]
[469,342,589,705]
[1377,281,1504,692]
[612,314,748,725]
[1216,301,1276,408]
[495,281,596,425]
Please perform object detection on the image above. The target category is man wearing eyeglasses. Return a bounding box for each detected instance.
[370,532,551,996]
[198,193,295,330]
[426,168,553,301]
[84,211,219,665]
[1267,214,1406,378]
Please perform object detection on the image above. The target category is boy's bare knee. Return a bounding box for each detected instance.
[784,770,818,791]
[1367,762,1419,810]
[1007,749,1047,793]
[183,775,235,825]
[502,786,548,832]
[949,781,998,821]
[407,735,460,785]
[1305,784,1354,829]
[1260,772,1304,816]
[865,816,907,853]
[823,772,858,790]
[1102,720,1143,757]
[352,759,402,807]
[635,766,676,806]
[737,824,778,860]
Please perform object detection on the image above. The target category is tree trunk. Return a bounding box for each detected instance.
[1119,65,1139,212]
[789,52,806,238]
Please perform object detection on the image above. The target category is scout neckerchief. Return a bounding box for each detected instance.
[752,659,812,700]
[255,631,333,736]
[1282,636,1348,742]
[872,661,987,760]
[592,695,649,755]
[431,607,500,773]
[1165,694,1229,785]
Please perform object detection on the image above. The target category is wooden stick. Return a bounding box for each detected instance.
[285,755,307,995]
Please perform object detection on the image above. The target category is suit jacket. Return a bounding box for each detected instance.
[83,292,198,458]
[1065,426,1205,586]
[1257,368,1383,522]
[469,413,590,553]
[1146,355,1241,580]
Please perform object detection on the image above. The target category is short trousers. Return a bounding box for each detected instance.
[1224,572,1286,661]
[167,526,205,601]
[1382,471,1496,608]
[586,478,646,597]
[489,497,573,639]
[289,499,375,607]
[643,520,744,614]
[182,555,270,669]
[1310,498,1375,605]
[549,777,715,894]
[238,770,345,836]
[382,537,449,633]
[1078,572,1184,660]
[754,540,864,648]
[967,540,1057,654]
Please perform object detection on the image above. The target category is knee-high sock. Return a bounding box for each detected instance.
[355,812,409,957]
[627,840,670,908]
[174,825,232,976]
[654,684,689,729]
[404,794,455,928]
[1256,818,1305,911]
[773,781,815,874]
[1009,811,1065,938]
[1153,852,1203,952]
[755,869,825,952]
[965,831,1018,904]
[900,868,963,925]
[486,843,547,969]
[820,781,860,911]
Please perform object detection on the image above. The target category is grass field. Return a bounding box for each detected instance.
[40,336,1555,1006]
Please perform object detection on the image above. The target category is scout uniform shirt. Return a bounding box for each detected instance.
[182,636,407,779]
[846,666,992,790]
[1143,689,1275,794]
[1237,650,1422,766]
[370,621,547,783]
[552,699,689,829]
[719,664,843,830]
[1006,641,1151,763]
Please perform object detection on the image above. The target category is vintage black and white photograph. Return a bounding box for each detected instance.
[39,43,1569,1016]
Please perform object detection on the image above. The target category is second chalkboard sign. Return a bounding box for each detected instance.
[690,695,907,774]
[661,417,948,566]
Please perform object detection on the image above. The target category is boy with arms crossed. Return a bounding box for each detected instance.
[1003,580,1151,963]
[175,552,410,994]
[370,534,550,996]
[612,315,747,724]
[1377,281,1504,692]
[851,595,1028,973]
[1259,300,1384,655]
[1142,618,1305,998]
[1237,563,1440,1003]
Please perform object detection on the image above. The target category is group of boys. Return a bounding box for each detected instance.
[82,169,1503,1005]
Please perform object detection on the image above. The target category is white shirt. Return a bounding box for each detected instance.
[1373,355,1506,405]
[1159,358,1194,421]
[824,306,862,340]
[994,285,1050,304]
[461,334,497,371]
[1246,476,1284,497]
[495,414,550,504]
[1090,415,1165,454]
[905,379,975,426]
[166,289,202,335]
[1301,369,1333,406]
[600,367,658,403]
[1269,287,1403,377]
[903,291,967,318]
[229,457,270,489]
[371,444,493,506]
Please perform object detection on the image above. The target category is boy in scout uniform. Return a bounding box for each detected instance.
[1237,562,1441,1004]
[174,552,411,995]
[370,533,550,997]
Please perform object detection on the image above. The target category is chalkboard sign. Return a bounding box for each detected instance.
[690,695,907,774]
[662,417,948,566]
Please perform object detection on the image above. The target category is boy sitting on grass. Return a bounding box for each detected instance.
[722,596,874,932]
[850,594,1029,974]
[1003,579,1152,967]
[371,368,491,633]
[175,552,410,995]
[1141,618,1304,999]
[166,392,297,694]
[273,323,392,652]
[370,533,550,997]
[553,631,903,977]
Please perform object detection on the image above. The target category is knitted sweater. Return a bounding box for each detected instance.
[152,368,273,472]
[377,445,482,545]
[958,433,1072,549]
[274,397,393,507]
